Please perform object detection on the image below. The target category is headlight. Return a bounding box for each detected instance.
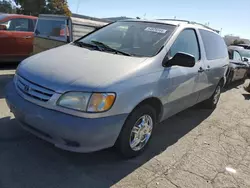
[57,92,116,112]
[57,92,91,111]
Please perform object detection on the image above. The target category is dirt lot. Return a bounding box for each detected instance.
[0,65,250,188]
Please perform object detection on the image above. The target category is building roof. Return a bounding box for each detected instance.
[72,13,111,23]
[104,16,133,22]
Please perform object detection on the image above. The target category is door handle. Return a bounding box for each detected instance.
[198,67,205,73]
[23,36,32,39]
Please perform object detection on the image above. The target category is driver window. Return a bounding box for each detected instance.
[169,29,200,62]
[233,51,242,61]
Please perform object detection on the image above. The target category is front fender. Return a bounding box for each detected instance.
[109,71,164,115]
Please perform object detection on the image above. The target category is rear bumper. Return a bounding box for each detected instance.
[5,82,128,153]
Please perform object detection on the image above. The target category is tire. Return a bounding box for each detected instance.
[202,82,222,109]
[116,105,156,158]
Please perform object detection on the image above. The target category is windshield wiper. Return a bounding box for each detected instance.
[91,40,132,56]
[73,41,101,50]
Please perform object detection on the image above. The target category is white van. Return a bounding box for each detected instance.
[6,19,229,157]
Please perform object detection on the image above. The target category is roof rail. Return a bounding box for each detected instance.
[190,21,220,33]
[157,19,190,23]
[158,19,220,33]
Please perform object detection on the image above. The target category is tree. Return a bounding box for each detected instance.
[14,0,46,16]
[45,0,71,16]
[14,0,71,16]
[233,39,245,45]
[0,0,15,13]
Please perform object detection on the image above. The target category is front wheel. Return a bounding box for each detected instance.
[202,83,222,109]
[116,105,156,158]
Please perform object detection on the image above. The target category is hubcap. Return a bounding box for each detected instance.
[213,86,221,104]
[129,115,153,151]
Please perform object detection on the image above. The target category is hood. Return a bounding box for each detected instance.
[17,44,147,93]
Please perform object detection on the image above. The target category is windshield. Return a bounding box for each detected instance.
[239,49,250,58]
[35,19,68,41]
[77,21,176,57]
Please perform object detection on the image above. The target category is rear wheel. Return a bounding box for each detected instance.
[116,105,156,158]
[202,83,222,109]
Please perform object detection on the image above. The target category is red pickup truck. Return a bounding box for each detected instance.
[0,14,37,62]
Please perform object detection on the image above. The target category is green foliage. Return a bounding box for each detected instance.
[45,0,71,16]
[14,0,71,16]
[15,0,46,16]
[0,0,15,13]
[233,39,245,45]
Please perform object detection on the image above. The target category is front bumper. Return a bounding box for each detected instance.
[5,82,128,153]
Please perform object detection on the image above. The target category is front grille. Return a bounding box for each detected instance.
[16,75,55,102]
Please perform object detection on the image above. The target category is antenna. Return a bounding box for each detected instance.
[76,0,81,13]
[158,19,190,23]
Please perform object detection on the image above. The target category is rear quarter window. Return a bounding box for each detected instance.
[199,29,228,60]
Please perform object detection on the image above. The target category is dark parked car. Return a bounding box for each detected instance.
[226,47,250,85]
[229,45,250,62]
[229,46,250,77]
[232,44,250,50]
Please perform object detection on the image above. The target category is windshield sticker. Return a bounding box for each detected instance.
[145,27,167,33]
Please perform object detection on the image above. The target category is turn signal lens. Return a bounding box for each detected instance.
[87,93,116,112]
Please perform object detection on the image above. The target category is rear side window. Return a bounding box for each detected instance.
[233,51,242,61]
[199,29,228,60]
[1,18,33,32]
[32,19,37,30]
[28,19,36,31]
[35,19,67,41]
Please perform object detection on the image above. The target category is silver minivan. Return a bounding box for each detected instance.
[6,19,229,157]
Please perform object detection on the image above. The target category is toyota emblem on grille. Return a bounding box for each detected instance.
[24,85,30,93]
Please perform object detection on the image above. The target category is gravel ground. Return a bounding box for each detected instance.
[0,65,250,188]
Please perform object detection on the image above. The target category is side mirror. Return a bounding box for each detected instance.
[0,24,7,30]
[163,52,195,68]
[243,57,249,62]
